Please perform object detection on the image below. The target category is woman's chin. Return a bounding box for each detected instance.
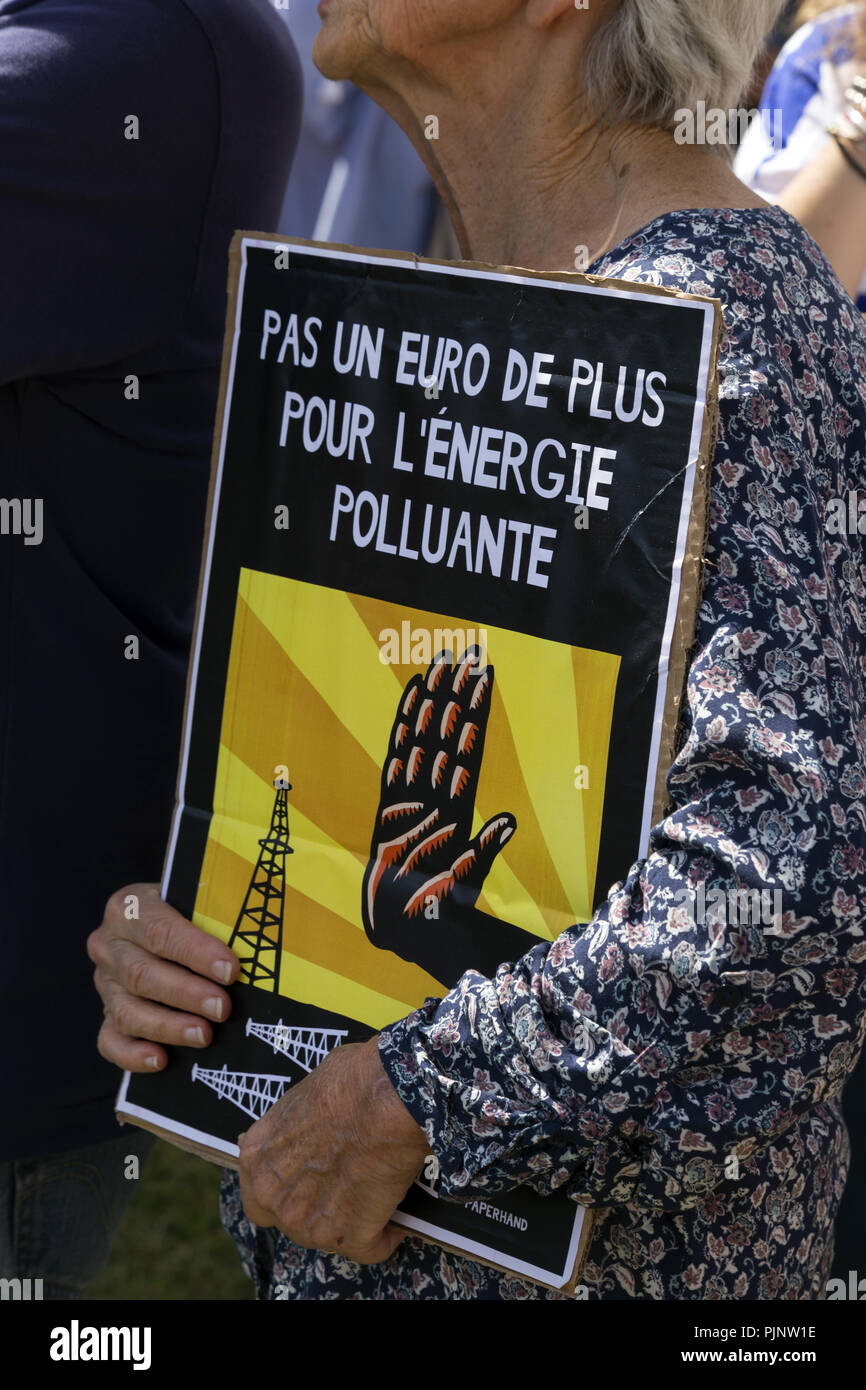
[312,24,355,82]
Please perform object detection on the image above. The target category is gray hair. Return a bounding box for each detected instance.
[583,0,789,129]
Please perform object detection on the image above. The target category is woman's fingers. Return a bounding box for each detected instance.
[99,938,230,1022]
[88,882,240,1062]
[98,883,238,985]
[95,962,222,1048]
[97,1017,168,1073]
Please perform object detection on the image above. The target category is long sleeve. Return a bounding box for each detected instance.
[378,213,866,1216]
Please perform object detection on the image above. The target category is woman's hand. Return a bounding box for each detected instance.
[87,882,240,1072]
[238,1036,429,1263]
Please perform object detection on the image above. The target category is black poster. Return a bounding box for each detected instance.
[119,234,720,1290]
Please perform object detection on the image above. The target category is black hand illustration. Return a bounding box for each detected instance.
[362,647,540,987]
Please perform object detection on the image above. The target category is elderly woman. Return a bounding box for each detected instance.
[90,0,866,1300]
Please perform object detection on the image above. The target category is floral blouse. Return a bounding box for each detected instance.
[220,204,866,1300]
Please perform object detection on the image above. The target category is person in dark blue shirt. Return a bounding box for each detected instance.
[0,0,301,1297]
[274,2,440,252]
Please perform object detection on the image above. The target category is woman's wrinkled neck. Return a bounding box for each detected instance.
[360,68,759,274]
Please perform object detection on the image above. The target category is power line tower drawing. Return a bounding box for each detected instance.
[191,1063,291,1122]
[246,1017,348,1073]
[228,772,293,991]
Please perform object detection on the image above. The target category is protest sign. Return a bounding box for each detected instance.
[118,232,721,1291]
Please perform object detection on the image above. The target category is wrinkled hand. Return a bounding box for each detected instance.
[238,1036,428,1263]
[362,647,517,975]
[88,883,239,1071]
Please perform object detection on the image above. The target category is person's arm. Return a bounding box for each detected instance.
[777,133,866,298]
[374,495,858,1215]
[233,325,862,1261]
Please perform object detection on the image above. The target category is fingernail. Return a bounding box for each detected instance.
[212,960,232,984]
[203,996,224,1021]
[184,1026,206,1045]
[145,1055,161,1070]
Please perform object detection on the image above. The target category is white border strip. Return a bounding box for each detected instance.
[118,1072,241,1160]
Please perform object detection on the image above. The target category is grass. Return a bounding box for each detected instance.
[87,1138,253,1301]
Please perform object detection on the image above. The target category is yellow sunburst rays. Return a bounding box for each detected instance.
[194,568,618,1031]
[347,595,618,938]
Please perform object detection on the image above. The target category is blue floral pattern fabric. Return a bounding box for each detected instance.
[220,205,866,1299]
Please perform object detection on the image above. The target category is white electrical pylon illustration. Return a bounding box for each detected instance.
[245,1017,348,1073]
[191,1063,291,1121]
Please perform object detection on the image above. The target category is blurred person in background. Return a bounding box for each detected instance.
[0,0,300,1298]
[745,1,801,109]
